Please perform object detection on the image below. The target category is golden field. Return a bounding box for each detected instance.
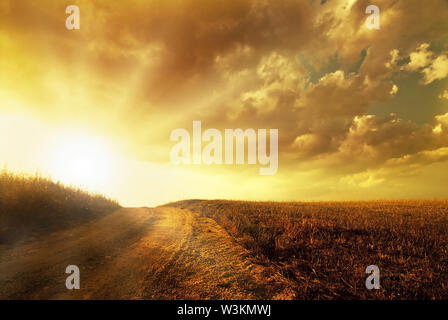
[170,199,448,299]
[0,170,119,245]
[1,170,447,299]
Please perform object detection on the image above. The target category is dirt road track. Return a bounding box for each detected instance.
[0,207,294,299]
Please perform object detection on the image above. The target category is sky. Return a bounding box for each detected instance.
[1,0,448,206]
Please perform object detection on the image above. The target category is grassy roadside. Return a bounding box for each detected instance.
[0,170,120,245]
[168,199,448,299]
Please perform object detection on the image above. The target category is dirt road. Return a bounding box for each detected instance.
[0,207,294,299]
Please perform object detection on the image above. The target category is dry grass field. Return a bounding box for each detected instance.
[2,170,447,299]
[170,199,448,299]
[0,170,120,245]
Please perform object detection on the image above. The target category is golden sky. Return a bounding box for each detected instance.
[1,0,448,206]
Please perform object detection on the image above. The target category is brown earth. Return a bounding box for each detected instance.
[0,207,294,299]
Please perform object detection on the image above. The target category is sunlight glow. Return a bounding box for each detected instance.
[49,133,116,192]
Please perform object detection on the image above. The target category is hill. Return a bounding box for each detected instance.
[0,170,120,245]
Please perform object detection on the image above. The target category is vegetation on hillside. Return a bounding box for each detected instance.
[0,170,120,245]
[169,199,448,299]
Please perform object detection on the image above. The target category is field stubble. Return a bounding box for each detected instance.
[170,199,448,299]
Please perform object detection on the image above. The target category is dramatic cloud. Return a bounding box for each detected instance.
[1,0,448,203]
[401,43,448,85]
[440,90,448,100]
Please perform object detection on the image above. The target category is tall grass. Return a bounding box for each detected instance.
[170,199,448,299]
[0,170,120,245]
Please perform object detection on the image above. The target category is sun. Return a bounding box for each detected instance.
[49,133,116,192]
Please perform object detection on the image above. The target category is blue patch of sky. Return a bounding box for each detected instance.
[368,74,448,124]
[298,48,368,85]
[299,49,447,124]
